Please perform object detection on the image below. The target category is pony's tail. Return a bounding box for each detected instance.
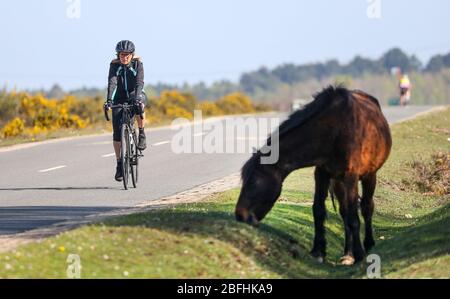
[330,191,337,212]
[328,180,362,212]
[329,180,337,212]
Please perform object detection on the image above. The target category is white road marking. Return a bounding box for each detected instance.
[77,141,110,147]
[153,141,170,146]
[38,165,67,173]
[193,132,206,137]
[101,153,116,158]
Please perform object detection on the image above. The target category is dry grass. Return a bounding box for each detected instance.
[405,152,450,196]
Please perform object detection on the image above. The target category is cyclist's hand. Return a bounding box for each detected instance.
[104,100,112,110]
[134,99,145,115]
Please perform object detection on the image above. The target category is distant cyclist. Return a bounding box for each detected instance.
[104,40,147,182]
[399,73,412,106]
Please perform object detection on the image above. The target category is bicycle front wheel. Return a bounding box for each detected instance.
[121,125,130,190]
[130,129,138,188]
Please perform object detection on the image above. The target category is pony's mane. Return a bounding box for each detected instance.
[261,85,350,149]
[241,153,260,185]
[276,85,350,139]
[241,85,350,184]
[352,89,381,109]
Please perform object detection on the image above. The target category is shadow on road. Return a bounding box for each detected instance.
[0,187,116,191]
[0,206,119,235]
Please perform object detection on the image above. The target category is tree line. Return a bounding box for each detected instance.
[31,47,450,104]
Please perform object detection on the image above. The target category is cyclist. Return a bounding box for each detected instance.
[104,40,147,182]
[399,73,412,106]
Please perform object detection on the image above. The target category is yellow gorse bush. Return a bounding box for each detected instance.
[197,101,223,116]
[19,94,87,130]
[155,90,196,119]
[152,90,263,120]
[216,92,255,115]
[0,89,270,141]
[2,117,25,138]
[0,93,88,139]
[165,106,193,120]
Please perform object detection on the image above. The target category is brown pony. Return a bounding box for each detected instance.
[235,86,392,265]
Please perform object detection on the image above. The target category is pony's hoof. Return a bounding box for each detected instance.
[310,250,325,263]
[339,255,355,266]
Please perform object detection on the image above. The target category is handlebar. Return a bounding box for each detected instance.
[104,103,144,122]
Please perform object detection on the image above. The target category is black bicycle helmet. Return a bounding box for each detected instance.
[115,40,135,54]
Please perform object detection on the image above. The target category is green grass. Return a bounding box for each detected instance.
[0,108,449,278]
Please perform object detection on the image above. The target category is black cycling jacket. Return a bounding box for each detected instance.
[107,58,144,103]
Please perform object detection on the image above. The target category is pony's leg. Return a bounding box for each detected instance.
[333,181,352,256]
[338,174,364,265]
[310,167,330,262]
[334,181,353,262]
[344,174,365,264]
[361,173,376,252]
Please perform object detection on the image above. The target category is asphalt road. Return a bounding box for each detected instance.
[0,106,435,235]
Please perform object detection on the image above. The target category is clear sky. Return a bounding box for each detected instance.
[1,0,449,91]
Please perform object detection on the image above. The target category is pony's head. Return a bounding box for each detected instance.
[235,152,282,226]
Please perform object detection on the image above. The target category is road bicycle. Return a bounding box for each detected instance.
[104,102,143,190]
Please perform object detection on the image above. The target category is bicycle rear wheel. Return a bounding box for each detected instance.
[121,125,130,190]
[130,129,138,188]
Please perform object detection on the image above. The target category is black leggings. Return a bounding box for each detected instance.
[112,105,138,142]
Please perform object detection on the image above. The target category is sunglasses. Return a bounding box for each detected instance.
[119,52,133,58]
